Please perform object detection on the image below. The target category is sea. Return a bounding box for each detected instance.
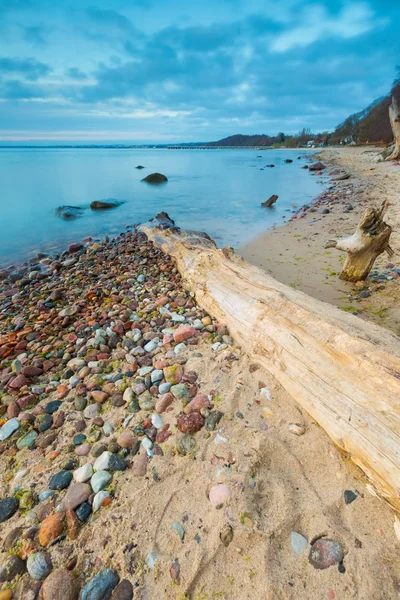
[0,147,325,268]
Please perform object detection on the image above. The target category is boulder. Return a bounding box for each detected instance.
[309,161,326,171]
[90,199,123,210]
[55,206,84,220]
[141,173,168,184]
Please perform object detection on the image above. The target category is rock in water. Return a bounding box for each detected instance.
[309,161,326,171]
[27,552,52,580]
[261,194,278,208]
[90,199,123,210]
[309,538,344,569]
[55,206,84,220]
[0,497,19,523]
[40,567,79,600]
[141,173,168,184]
[135,165,145,169]
[80,568,120,600]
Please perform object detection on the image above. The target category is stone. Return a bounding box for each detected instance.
[173,326,197,343]
[3,527,23,551]
[91,390,108,404]
[38,512,64,547]
[344,490,358,504]
[90,199,122,210]
[40,567,79,600]
[184,394,211,414]
[117,430,135,449]
[73,433,87,446]
[155,393,174,413]
[17,430,38,449]
[37,413,53,432]
[205,411,223,431]
[171,383,189,404]
[75,397,87,411]
[150,369,163,383]
[0,591,12,600]
[94,451,111,471]
[309,161,326,171]
[309,538,344,570]
[8,374,29,389]
[0,497,19,523]
[163,365,183,384]
[76,502,92,522]
[209,484,231,506]
[131,452,148,477]
[138,390,155,410]
[80,568,119,600]
[91,442,108,458]
[45,400,62,414]
[49,470,73,490]
[0,418,20,441]
[0,555,26,582]
[73,464,93,483]
[141,172,168,183]
[61,483,91,511]
[91,470,112,493]
[177,435,196,455]
[84,404,100,419]
[111,579,133,600]
[177,412,204,434]
[291,532,308,556]
[92,491,110,513]
[109,454,127,471]
[66,508,80,540]
[75,443,90,456]
[27,552,52,580]
[158,382,171,394]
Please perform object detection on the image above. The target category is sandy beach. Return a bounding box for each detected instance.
[240,146,400,336]
[0,199,400,599]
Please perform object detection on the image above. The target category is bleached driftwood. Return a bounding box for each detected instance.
[325,200,393,281]
[386,96,400,161]
[140,213,400,512]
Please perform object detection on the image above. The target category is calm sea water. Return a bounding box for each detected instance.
[0,147,325,267]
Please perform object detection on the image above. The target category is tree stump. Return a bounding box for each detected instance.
[386,96,400,161]
[261,194,278,208]
[325,200,393,281]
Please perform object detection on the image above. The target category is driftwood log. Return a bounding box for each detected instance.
[325,200,393,281]
[140,213,400,512]
[386,96,400,161]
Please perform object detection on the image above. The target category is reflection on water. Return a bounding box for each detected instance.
[0,147,325,267]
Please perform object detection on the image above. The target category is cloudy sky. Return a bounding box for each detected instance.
[0,0,399,143]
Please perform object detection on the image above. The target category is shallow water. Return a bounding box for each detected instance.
[0,147,325,267]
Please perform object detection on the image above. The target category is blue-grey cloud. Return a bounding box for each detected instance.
[0,57,51,80]
[0,0,399,141]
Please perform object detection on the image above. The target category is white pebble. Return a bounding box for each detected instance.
[73,463,93,483]
[93,491,110,512]
[93,451,110,471]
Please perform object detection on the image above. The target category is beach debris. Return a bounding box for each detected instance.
[145,553,157,569]
[220,523,234,547]
[309,538,344,570]
[209,484,231,506]
[172,522,185,541]
[325,199,393,281]
[385,96,400,160]
[291,532,308,555]
[141,172,168,183]
[261,194,278,208]
[333,173,351,181]
[288,423,305,436]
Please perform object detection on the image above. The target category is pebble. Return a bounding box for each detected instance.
[45,400,62,414]
[49,470,73,490]
[171,383,190,404]
[61,483,91,510]
[109,454,127,471]
[92,491,110,513]
[209,484,231,505]
[0,417,20,441]
[94,451,111,471]
[73,463,94,483]
[27,552,52,580]
[288,423,305,436]
[16,430,38,449]
[111,579,134,600]
[0,555,26,582]
[84,404,100,419]
[309,538,344,569]
[0,497,19,523]
[76,502,92,522]
[158,382,171,394]
[344,490,358,504]
[0,591,12,600]
[40,567,79,600]
[155,392,174,413]
[291,532,308,555]
[117,430,135,448]
[75,443,90,456]
[177,412,204,433]
[38,512,65,546]
[205,411,223,431]
[80,568,120,600]
[177,434,196,455]
[91,470,112,493]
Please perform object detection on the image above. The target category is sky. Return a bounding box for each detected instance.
[0,0,399,143]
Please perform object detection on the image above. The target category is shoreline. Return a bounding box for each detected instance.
[239,146,400,336]
[1,211,400,598]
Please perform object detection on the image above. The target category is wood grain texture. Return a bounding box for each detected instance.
[140,217,400,511]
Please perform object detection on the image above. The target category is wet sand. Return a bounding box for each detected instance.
[240,146,400,336]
